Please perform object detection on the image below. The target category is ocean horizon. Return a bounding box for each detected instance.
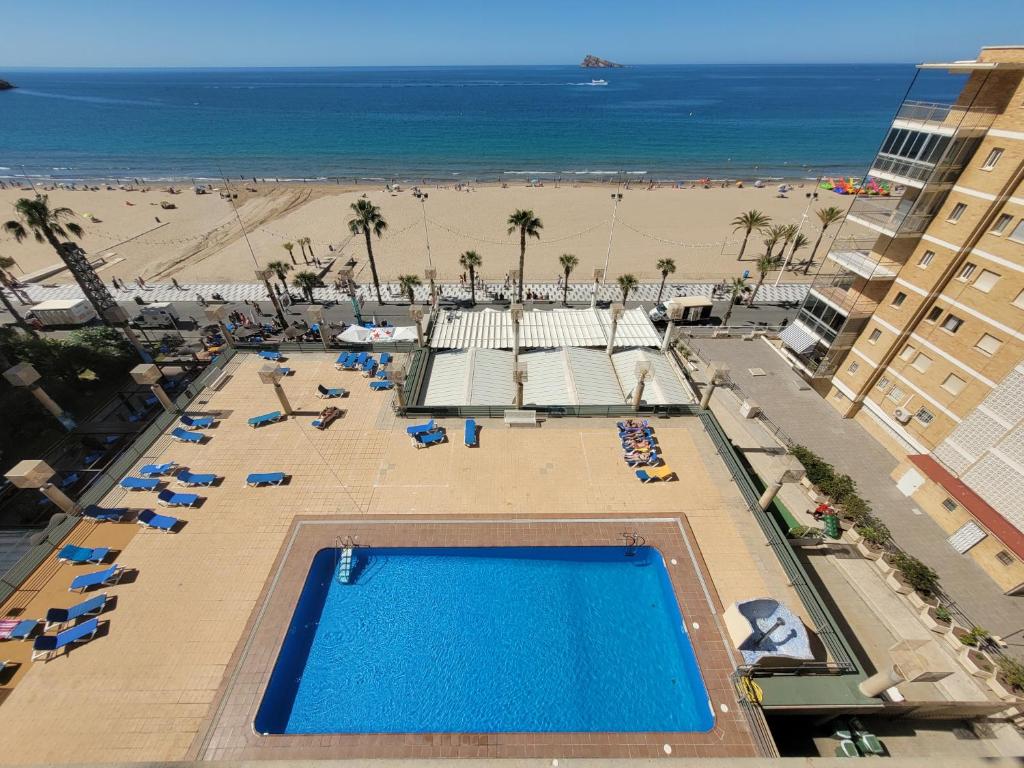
[0,64,963,182]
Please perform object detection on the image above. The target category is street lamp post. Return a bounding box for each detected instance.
[131,363,176,414]
[204,305,234,349]
[425,267,438,309]
[416,191,434,298]
[6,460,79,515]
[606,302,624,355]
[409,305,425,347]
[513,362,528,409]
[774,180,820,288]
[589,267,605,309]
[258,364,292,415]
[633,360,653,409]
[309,306,330,351]
[661,302,685,352]
[510,302,524,363]
[4,362,76,430]
[700,362,730,410]
[595,191,623,308]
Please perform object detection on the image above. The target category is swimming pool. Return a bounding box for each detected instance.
[255,546,714,734]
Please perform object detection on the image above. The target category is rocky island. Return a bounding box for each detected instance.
[581,55,623,68]
[0,79,15,91]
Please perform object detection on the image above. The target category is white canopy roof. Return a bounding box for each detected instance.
[337,325,419,344]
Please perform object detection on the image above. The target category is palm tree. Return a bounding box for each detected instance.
[762,224,786,262]
[266,260,292,294]
[747,254,780,306]
[292,270,322,303]
[459,250,482,305]
[788,233,810,273]
[558,253,578,306]
[777,223,799,262]
[282,241,296,265]
[302,236,315,259]
[348,199,388,304]
[617,273,639,303]
[0,268,37,337]
[805,206,845,274]
[655,258,676,304]
[0,256,27,305]
[721,277,748,327]
[506,209,543,302]
[731,210,771,261]
[397,274,422,304]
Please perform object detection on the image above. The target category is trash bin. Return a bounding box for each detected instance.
[823,513,841,540]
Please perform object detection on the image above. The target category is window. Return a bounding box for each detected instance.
[996,550,1016,566]
[899,343,916,361]
[947,202,967,222]
[958,262,977,281]
[847,362,859,374]
[942,373,967,395]
[926,306,943,322]
[1014,290,1024,310]
[973,269,1000,293]
[886,385,906,403]
[912,352,933,373]
[918,250,935,267]
[892,291,907,307]
[976,333,1002,356]
[868,329,882,343]
[942,314,963,333]
[1010,220,1024,244]
[991,213,1014,235]
[876,377,890,390]
[982,147,1004,170]
[915,407,935,425]
[942,498,958,512]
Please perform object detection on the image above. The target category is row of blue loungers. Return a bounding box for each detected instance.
[407,419,480,448]
[335,351,395,391]
[619,420,677,483]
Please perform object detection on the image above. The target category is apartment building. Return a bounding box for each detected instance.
[780,46,1024,592]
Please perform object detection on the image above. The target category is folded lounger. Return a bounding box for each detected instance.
[406,419,435,437]
[176,470,217,487]
[138,462,176,477]
[137,509,179,532]
[246,472,286,487]
[31,617,100,662]
[171,427,204,444]
[369,380,393,391]
[157,489,200,508]
[120,476,160,492]
[45,593,108,631]
[635,466,676,483]
[0,618,39,641]
[379,352,392,366]
[180,414,215,429]
[248,411,282,428]
[413,430,445,449]
[464,419,478,447]
[57,545,110,565]
[317,384,346,399]
[258,350,282,361]
[81,505,129,523]
[69,564,124,593]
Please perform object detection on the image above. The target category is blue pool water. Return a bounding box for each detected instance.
[255,546,714,734]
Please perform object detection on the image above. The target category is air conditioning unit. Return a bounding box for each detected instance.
[893,407,912,424]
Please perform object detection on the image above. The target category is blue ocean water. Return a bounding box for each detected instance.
[0,65,962,182]
[254,546,712,734]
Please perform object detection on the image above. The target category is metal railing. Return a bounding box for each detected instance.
[895,99,996,128]
[847,197,934,235]
[401,403,703,419]
[870,154,962,185]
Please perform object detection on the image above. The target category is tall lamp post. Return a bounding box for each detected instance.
[415,191,434,301]
[258,364,292,415]
[661,301,684,352]
[633,360,653,409]
[409,305,425,347]
[590,267,605,309]
[510,302,524,363]
[131,363,176,414]
[309,306,330,351]
[774,180,820,287]
[4,362,76,430]
[606,302,624,356]
[424,267,438,309]
[513,362,528,409]
[6,460,79,515]
[595,191,623,307]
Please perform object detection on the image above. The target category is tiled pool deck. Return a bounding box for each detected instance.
[0,351,803,763]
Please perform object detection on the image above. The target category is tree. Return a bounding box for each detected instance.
[558,253,578,307]
[0,268,36,337]
[721,277,747,327]
[655,258,676,304]
[731,210,771,261]
[805,206,845,274]
[297,236,313,263]
[398,274,422,304]
[506,209,543,302]
[617,273,638,303]
[291,270,323,303]
[266,260,292,294]
[459,250,482,305]
[304,237,315,259]
[0,255,29,305]
[747,254,780,306]
[777,223,799,262]
[762,224,786,262]
[788,233,810,272]
[348,199,388,304]
[282,241,296,265]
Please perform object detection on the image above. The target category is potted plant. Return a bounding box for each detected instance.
[921,604,952,634]
[959,645,996,680]
[889,553,940,605]
[943,622,971,651]
[990,657,1024,701]
[787,525,824,547]
[855,516,889,561]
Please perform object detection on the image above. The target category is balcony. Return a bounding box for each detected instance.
[846,197,933,238]
[826,248,899,281]
[868,155,961,188]
[808,283,878,319]
[893,100,996,135]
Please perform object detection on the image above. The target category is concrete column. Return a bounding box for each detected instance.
[273,382,292,415]
[606,303,624,356]
[661,320,675,352]
[515,379,524,409]
[30,386,71,425]
[699,381,717,410]
[633,379,646,409]
[859,666,903,698]
[40,483,79,515]
[758,480,784,511]
[150,384,175,413]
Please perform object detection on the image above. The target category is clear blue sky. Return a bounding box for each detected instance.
[2,0,1020,67]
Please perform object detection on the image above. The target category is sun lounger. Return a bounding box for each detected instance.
[259,350,282,361]
[276,366,291,376]
[834,740,858,758]
[625,452,659,467]
[45,593,108,631]
[413,430,445,449]
[120,476,160,491]
[248,411,282,428]
[69,564,124,593]
[157,489,200,507]
[354,351,369,367]
[617,419,649,430]
[180,414,215,429]
[171,427,204,444]
[334,352,353,370]
[137,509,179,532]
[57,545,110,565]
[0,619,38,641]
[138,462,176,477]
[406,419,435,436]
[312,407,341,430]
[846,719,885,756]
[176,470,217,487]
[360,359,376,377]
[369,380,393,391]
[635,466,676,483]
[81,505,128,523]
[379,352,392,366]
[246,472,286,487]
[317,384,346,399]
[376,369,390,380]
[31,617,100,662]
[464,419,478,447]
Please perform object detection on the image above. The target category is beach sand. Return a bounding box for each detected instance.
[0,181,856,287]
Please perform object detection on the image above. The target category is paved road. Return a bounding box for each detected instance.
[688,336,1024,643]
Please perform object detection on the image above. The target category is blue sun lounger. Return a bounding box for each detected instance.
[81,505,128,523]
[57,545,110,565]
[45,593,108,631]
[413,430,445,449]
[139,462,176,477]
[246,472,286,487]
[171,427,204,444]
[406,419,435,437]
[176,470,217,487]
[370,380,393,391]
[157,489,200,507]
[354,351,369,365]
[248,411,282,428]
[69,564,124,593]
[180,414,215,429]
[0,619,38,641]
[317,384,346,399]
[379,352,392,367]
[334,352,353,370]
[259,350,282,362]
[277,367,291,376]
[120,476,160,492]
[137,509,179,532]
[464,419,478,447]
[360,358,376,376]
[31,617,100,662]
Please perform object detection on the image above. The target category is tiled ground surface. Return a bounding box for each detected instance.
[0,351,801,763]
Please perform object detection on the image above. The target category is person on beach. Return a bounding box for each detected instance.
[171,277,181,290]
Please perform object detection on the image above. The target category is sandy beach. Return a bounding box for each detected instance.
[0,181,855,287]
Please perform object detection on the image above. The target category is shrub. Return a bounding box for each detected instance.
[856,514,890,546]
[891,553,940,594]
[960,626,991,647]
[791,445,833,487]
[840,494,872,524]
[996,656,1024,693]
[788,525,823,540]
[934,605,952,623]
[818,472,857,504]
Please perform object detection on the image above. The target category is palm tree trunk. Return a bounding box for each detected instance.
[0,285,37,337]
[723,300,735,327]
[469,268,476,305]
[748,277,765,306]
[737,232,749,261]
[517,228,526,303]
[288,251,296,265]
[804,230,826,275]
[562,271,570,306]
[309,243,315,257]
[657,274,667,304]
[623,287,630,303]
[41,229,113,326]
[365,230,383,304]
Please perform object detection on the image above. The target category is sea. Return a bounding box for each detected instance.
[0,64,964,184]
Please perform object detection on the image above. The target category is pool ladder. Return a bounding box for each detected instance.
[621,531,646,557]
[335,535,358,584]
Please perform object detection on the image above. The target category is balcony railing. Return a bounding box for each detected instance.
[809,283,878,317]
[826,249,899,281]
[846,197,933,237]
[895,100,997,131]
[869,155,962,185]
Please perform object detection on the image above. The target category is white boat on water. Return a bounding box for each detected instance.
[589,79,608,86]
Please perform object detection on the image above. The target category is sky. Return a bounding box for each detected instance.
[1,0,1020,68]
